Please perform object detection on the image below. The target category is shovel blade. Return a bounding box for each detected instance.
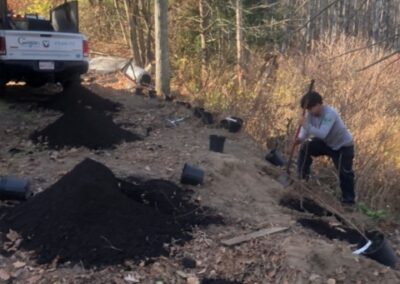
[278,174,293,187]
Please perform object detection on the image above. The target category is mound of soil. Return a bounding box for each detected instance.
[120,179,219,224]
[30,106,141,150]
[0,159,221,267]
[298,218,364,244]
[42,84,120,112]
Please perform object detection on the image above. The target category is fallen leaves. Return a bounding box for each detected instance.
[309,273,321,281]
[26,275,43,284]
[176,270,188,278]
[6,229,20,242]
[187,276,200,284]
[12,261,26,269]
[124,273,140,283]
[0,269,11,281]
[4,229,22,252]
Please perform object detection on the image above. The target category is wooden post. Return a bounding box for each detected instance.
[155,0,171,99]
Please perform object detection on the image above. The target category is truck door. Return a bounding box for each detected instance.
[51,1,79,33]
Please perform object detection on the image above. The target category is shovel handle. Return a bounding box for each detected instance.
[285,113,304,174]
[285,79,315,174]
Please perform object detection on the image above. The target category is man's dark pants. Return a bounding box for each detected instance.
[297,138,356,203]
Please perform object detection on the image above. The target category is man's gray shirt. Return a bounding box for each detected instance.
[298,105,353,150]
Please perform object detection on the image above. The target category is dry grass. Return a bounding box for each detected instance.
[178,34,400,217]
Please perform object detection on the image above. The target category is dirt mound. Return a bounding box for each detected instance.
[0,159,221,267]
[42,84,120,112]
[120,179,210,219]
[30,106,141,149]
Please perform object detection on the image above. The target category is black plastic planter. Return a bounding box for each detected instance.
[0,177,32,201]
[265,149,286,166]
[202,112,214,124]
[209,135,226,153]
[220,119,229,129]
[360,231,398,268]
[181,164,204,186]
[227,117,243,133]
[220,117,243,133]
[193,107,205,118]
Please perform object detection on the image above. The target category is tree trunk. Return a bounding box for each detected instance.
[306,0,313,48]
[114,0,129,46]
[134,0,147,66]
[139,0,154,65]
[235,0,244,89]
[155,0,170,99]
[354,0,359,36]
[199,0,208,85]
[124,0,143,66]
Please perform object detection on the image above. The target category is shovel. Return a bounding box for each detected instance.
[278,79,315,187]
[165,116,189,128]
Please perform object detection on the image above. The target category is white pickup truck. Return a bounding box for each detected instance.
[0,1,88,89]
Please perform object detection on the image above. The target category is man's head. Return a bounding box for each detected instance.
[300,91,323,116]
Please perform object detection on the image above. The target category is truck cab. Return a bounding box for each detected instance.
[0,1,89,89]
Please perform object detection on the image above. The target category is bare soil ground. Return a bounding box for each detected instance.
[1,75,400,284]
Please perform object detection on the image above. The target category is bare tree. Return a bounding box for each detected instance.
[132,0,146,66]
[113,0,129,46]
[155,0,171,99]
[139,0,154,66]
[124,0,143,66]
[236,0,244,89]
[199,0,208,84]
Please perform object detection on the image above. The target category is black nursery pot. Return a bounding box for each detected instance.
[265,149,286,166]
[0,177,32,201]
[227,117,243,133]
[202,112,214,124]
[209,135,226,153]
[180,164,204,186]
[360,231,398,268]
[193,107,205,118]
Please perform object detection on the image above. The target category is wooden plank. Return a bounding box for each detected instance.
[221,227,289,246]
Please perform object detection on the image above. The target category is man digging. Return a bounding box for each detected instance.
[296,91,356,205]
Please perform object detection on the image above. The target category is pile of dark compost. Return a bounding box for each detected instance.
[0,159,221,267]
[41,84,120,112]
[30,106,141,150]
